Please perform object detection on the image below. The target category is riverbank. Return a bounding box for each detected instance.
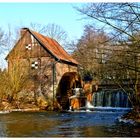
[0,101,44,113]
[0,108,40,114]
[119,109,140,125]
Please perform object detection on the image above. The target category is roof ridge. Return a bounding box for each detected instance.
[29,29,78,65]
[6,28,78,66]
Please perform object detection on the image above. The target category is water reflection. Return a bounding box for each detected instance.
[0,111,140,137]
[0,112,61,137]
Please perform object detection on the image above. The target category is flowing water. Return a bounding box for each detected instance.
[0,110,140,137]
[93,90,132,107]
[0,90,139,137]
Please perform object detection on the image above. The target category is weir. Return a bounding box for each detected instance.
[69,88,132,112]
[57,72,132,111]
[92,90,132,108]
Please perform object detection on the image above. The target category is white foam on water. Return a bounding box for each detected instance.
[0,110,11,114]
[86,101,94,108]
[93,106,132,110]
[118,117,135,124]
[68,103,132,113]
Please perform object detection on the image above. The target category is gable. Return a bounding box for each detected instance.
[6,28,79,66]
[30,30,78,65]
[6,30,52,60]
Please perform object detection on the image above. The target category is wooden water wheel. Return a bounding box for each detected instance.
[56,72,82,110]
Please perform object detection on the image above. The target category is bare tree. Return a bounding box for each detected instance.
[76,3,140,42]
[72,25,109,81]
[0,28,7,54]
[29,23,67,44]
[29,23,48,34]
[45,23,67,42]
[76,3,140,110]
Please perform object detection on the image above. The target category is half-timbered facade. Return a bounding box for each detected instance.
[6,28,79,106]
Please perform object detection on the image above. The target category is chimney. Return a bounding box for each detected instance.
[20,27,28,37]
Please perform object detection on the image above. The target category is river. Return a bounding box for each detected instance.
[0,109,140,137]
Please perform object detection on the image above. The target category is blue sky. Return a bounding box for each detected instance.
[0,3,86,41]
[0,2,88,68]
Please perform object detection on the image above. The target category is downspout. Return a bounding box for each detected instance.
[52,59,60,110]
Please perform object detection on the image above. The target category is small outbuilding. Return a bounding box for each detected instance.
[6,28,80,110]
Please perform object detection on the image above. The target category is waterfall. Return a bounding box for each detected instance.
[93,90,132,108]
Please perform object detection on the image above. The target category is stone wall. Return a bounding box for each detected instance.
[56,62,78,84]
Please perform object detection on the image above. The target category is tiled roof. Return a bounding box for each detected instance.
[29,29,78,65]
